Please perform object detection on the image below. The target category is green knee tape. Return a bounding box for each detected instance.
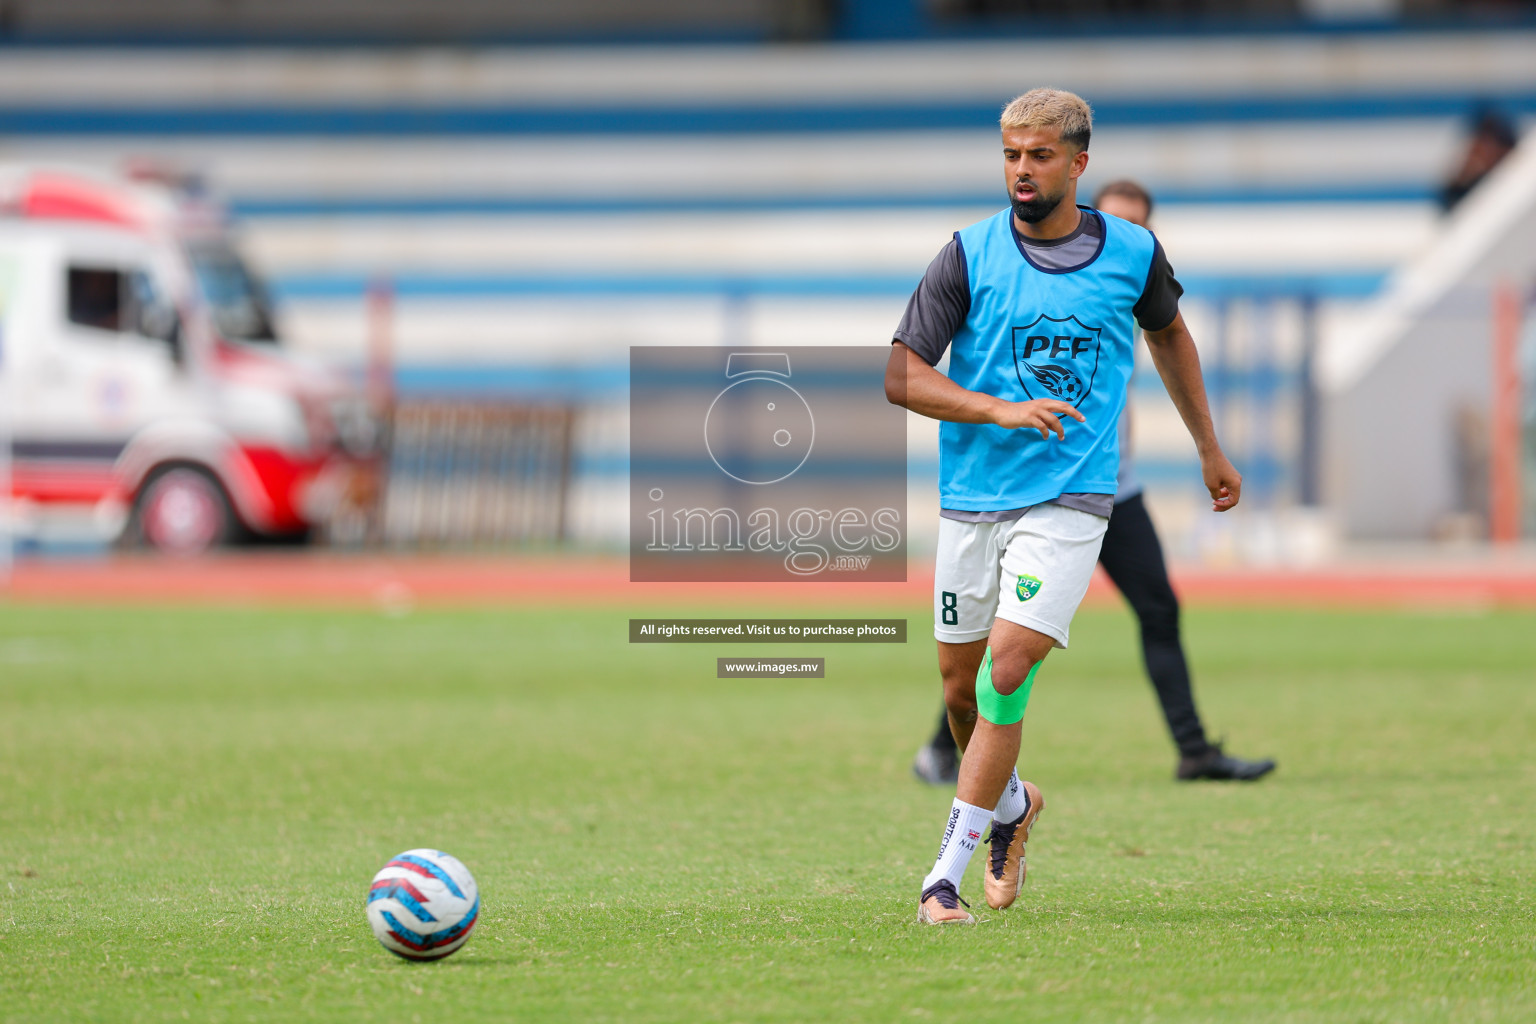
[975,648,1041,726]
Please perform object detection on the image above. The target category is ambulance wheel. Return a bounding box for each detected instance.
[131,465,237,556]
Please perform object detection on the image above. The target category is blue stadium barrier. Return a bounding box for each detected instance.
[232,184,1438,217]
[271,269,1387,303]
[0,92,1530,135]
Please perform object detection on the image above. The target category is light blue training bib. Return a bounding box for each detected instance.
[941,207,1155,511]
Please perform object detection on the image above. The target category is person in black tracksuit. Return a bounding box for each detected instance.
[912,180,1275,784]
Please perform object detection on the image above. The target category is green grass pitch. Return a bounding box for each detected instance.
[1,598,1533,1022]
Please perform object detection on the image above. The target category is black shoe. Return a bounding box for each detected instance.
[911,744,959,786]
[1176,743,1276,782]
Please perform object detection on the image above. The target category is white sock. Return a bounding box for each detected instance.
[921,799,992,892]
[993,769,1031,824]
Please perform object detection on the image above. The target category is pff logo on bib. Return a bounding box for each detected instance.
[1010,313,1104,408]
[1016,574,1043,602]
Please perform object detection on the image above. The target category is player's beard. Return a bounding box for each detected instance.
[1011,182,1064,224]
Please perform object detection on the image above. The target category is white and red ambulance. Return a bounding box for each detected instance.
[0,165,379,554]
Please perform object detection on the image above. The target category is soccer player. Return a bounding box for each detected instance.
[886,89,1242,925]
[911,181,1276,787]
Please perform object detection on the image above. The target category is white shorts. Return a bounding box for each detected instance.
[933,503,1109,649]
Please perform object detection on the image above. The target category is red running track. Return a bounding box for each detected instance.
[4,553,1536,609]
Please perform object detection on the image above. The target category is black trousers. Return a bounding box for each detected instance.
[929,492,1210,758]
[1096,492,1209,757]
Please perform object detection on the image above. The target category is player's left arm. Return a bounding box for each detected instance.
[1142,312,1242,512]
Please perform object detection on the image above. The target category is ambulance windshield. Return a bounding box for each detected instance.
[185,240,278,344]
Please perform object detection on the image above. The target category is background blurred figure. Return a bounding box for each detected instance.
[1439,105,1519,213]
[912,179,1277,786]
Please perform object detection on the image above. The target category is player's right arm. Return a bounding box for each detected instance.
[884,236,1084,441]
[885,342,1084,441]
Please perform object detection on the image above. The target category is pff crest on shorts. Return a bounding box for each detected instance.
[1011,314,1104,409]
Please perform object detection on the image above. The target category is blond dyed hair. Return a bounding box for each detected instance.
[999,88,1093,151]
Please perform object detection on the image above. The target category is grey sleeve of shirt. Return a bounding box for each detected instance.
[893,236,971,365]
[1132,237,1184,333]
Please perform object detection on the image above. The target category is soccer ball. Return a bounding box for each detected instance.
[365,849,480,961]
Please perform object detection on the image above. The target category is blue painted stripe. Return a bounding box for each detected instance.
[395,364,628,399]
[1133,366,1306,393]
[270,271,922,300]
[231,183,1436,218]
[568,453,1297,485]
[0,91,1530,135]
[626,457,906,480]
[367,884,437,924]
[1108,183,1434,206]
[628,366,882,390]
[389,854,467,899]
[269,268,1387,303]
[380,895,479,947]
[1180,270,1387,298]
[897,455,1293,490]
[0,17,1534,46]
[1134,454,1291,490]
[887,15,1536,42]
[0,28,769,48]
[566,448,1303,482]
